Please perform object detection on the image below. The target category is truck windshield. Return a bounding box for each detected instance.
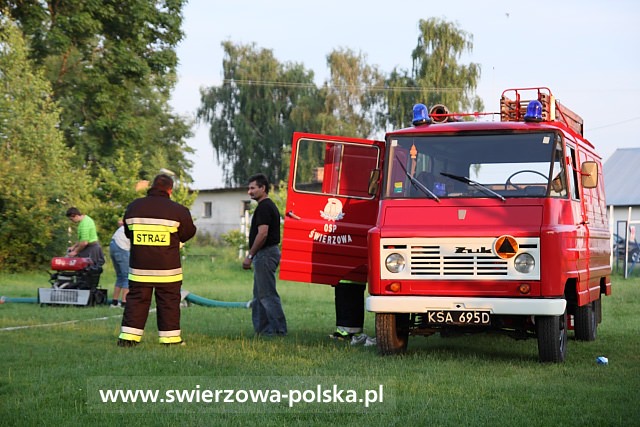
[384,132,565,199]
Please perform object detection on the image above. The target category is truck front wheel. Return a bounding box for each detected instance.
[574,300,597,341]
[536,310,568,363]
[376,313,410,355]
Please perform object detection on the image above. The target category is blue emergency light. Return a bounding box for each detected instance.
[412,103,431,126]
[524,100,543,122]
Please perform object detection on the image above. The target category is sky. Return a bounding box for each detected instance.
[169,0,640,190]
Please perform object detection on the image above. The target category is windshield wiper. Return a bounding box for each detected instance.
[395,155,440,202]
[440,172,506,201]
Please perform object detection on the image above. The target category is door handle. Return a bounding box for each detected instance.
[287,211,301,220]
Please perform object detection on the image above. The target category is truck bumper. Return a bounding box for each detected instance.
[366,296,567,316]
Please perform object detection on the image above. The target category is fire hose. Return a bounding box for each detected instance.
[0,296,38,304]
[182,291,251,308]
[1,292,250,308]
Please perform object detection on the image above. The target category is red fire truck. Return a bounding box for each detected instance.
[280,87,611,363]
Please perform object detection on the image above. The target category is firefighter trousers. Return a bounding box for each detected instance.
[119,281,182,344]
[335,282,366,333]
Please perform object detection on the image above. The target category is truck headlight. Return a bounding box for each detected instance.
[514,253,535,274]
[385,253,406,273]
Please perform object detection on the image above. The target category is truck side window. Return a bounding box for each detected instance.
[293,138,379,199]
[549,141,567,198]
[567,146,580,200]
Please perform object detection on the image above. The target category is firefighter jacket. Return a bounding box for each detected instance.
[124,188,196,284]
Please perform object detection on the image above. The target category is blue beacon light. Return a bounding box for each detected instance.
[524,100,543,122]
[412,103,432,126]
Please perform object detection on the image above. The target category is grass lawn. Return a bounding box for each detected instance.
[1,246,638,426]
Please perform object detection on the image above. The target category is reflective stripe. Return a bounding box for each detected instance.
[119,333,142,342]
[129,267,183,283]
[129,273,183,283]
[121,326,145,335]
[126,217,180,228]
[159,336,183,344]
[130,267,182,276]
[129,224,178,233]
[158,329,181,337]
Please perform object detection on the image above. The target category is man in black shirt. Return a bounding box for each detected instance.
[242,173,287,336]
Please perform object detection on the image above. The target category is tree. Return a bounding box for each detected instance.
[381,68,421,129]
[92,151,147,245]
[92,151,197,246]
[319,48,384,138]
[383,18,483,129]
[0,16,93,270]
[289,48,385,185]
[199,20,485,187]
[0,0,194,180]
[197,41,319,187]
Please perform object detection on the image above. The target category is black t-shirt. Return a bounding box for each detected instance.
[249,197,281,249]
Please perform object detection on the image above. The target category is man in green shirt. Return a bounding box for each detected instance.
[66,207,105,267]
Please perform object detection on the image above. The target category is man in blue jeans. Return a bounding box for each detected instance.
[109,219,130,307]
[242,173,287,336]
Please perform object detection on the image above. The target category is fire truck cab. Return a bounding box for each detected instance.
[280,87,611,363]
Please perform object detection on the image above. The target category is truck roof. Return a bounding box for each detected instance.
[387,120,596,153]
[389,120,564,136]
[388,87,595,151]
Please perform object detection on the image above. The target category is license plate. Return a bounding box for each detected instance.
[424,310,491,326]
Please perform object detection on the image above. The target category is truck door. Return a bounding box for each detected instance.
[280,132,384,285]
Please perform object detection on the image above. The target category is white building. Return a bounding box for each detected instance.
[190,187,250,239]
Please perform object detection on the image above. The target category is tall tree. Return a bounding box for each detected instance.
[0,0,193,179]
[317,48,385,138]
[289,49,385,185]
[384,18,483,128]
[0,16,93,270]
[197,41,319,187]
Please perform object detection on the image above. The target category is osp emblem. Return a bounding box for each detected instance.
[320,198,345,222]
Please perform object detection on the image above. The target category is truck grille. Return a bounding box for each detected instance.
[379,237,540,280]
[410,245,508,276]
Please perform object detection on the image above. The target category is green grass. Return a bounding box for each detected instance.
[1,247,639,426]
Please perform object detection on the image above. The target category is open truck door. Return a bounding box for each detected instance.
[279,132,384,285]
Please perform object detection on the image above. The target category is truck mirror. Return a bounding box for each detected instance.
[368,169,380,196]
[581,161,598,189]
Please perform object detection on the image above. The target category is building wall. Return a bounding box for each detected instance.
[610,205,640,237]
[191,189,250,238]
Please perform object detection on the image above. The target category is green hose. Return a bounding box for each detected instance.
[0,296,38,304]
[0,293,249,308]
[183,291,250,309]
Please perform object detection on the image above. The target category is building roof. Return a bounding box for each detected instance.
[604,148,640,206]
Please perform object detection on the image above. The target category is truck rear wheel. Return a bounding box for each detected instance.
[574,301,597,341]
[376,313,410,355]
[536,310,568,363]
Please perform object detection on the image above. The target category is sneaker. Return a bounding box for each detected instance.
[364,336,377,347]
[329,330,353,341]
[117,339,138,347]
[350,334,367,346]
[110,302,120,309]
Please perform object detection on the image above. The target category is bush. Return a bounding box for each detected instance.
[220,229,247,251]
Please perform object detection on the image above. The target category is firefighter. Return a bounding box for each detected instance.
[117,174,196,347]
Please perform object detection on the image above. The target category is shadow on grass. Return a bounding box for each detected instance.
[398,331,540,363]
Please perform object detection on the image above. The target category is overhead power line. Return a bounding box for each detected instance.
[221,79,466,93]
[587,117,640,132]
